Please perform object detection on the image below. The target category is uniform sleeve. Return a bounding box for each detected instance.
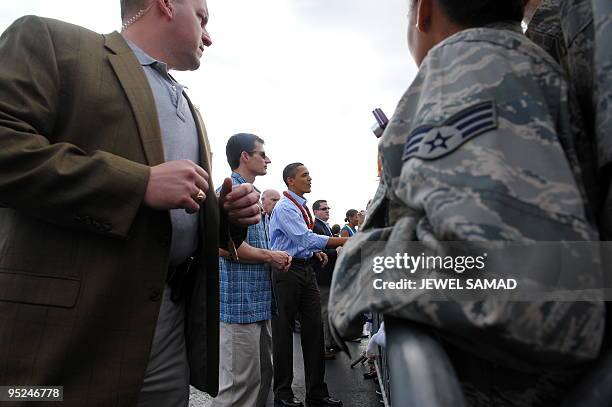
[329,45,604,368]
[0,16,150,238]
[592,0,612,167]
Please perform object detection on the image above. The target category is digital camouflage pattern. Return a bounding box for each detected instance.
[593,0,612,168]
[526,0,595,138]
[525,0,567,69]
[592,0,612,239]
[526,0,602,220]
[329,20,604,382]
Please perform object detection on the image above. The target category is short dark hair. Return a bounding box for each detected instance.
[283,163,304,186]
[424,0,525,27]
[313,200,327,211]
[345,209,358,222]
[225,133,265,170]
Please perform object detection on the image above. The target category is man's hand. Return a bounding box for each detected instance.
[219,178,261,226]
[315,251,328,267]
[268,251,292,272]
[144,160,209,213]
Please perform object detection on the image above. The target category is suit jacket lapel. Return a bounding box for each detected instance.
[316,218,332,236]
[185,95,212,176]
[104,32,164,166]
[184,94,219,238]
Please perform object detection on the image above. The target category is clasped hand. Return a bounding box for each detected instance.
[143,161,261,226]
[218,178,261,226]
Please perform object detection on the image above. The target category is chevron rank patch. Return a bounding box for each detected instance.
[402,101,498,161]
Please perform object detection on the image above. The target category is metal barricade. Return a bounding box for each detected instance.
[371,314,467,407]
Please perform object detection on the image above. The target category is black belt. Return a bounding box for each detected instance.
[167,256,196,303]
[291,257,313,266]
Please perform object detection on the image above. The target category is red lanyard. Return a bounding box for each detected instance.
[283,191,314,230]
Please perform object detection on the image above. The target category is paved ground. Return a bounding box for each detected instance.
[189,334,381,407]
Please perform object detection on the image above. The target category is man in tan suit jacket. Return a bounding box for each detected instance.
[0,0,261,405]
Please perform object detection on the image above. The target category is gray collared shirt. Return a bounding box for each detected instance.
[126,39,200,266]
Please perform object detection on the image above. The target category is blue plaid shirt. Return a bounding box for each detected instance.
[218,173,274,324]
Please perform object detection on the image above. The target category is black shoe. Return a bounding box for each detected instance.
[306,396,343,406]
[275,397,304,407]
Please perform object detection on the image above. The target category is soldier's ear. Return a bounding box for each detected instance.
[415,0,432,33]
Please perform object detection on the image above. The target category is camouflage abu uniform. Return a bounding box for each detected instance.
[593,0,612,169]
[525,0,568,69]
[330,22,604,406]
[592,0,612,238]
[526,0,602,220]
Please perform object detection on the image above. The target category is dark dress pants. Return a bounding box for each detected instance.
[272,261,329,400]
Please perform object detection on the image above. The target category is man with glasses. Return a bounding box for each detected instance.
[312,200,339,359]
[214,133,292,407]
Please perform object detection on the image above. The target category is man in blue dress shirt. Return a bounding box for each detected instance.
[269,163,348,407]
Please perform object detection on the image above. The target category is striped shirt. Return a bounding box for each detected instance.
[269,191,329,259]
[218,172,274,324]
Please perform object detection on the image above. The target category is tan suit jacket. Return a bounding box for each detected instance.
[0,16,233,405]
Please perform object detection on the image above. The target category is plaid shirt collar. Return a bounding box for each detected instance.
[231,171,261,193]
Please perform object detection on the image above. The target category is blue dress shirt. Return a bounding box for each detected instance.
[269,191,329,259]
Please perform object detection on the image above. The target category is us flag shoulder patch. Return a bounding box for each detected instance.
[402,101,498,161]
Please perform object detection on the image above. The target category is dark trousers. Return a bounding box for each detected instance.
[318,285,334,349]
[272,261,329,400]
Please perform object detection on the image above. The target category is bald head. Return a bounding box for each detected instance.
[120,0,211,71]
[261,189,281,215]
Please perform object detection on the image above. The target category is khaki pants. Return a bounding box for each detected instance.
[212,320,273,407]
[137,285,190,407]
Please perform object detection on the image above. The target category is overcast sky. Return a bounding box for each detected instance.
[1,0,418,226]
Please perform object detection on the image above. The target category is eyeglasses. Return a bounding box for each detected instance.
[248,151,268,159]
[318,207,330,211]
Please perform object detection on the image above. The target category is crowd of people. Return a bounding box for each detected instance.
[212,133,364,407]
[0,0,611,406]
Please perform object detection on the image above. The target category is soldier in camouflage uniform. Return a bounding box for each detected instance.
[524,0,568,69]
[525,0,603,228]
[329,0,605,405]
[592,0,612,237]
[593,0,612,167]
